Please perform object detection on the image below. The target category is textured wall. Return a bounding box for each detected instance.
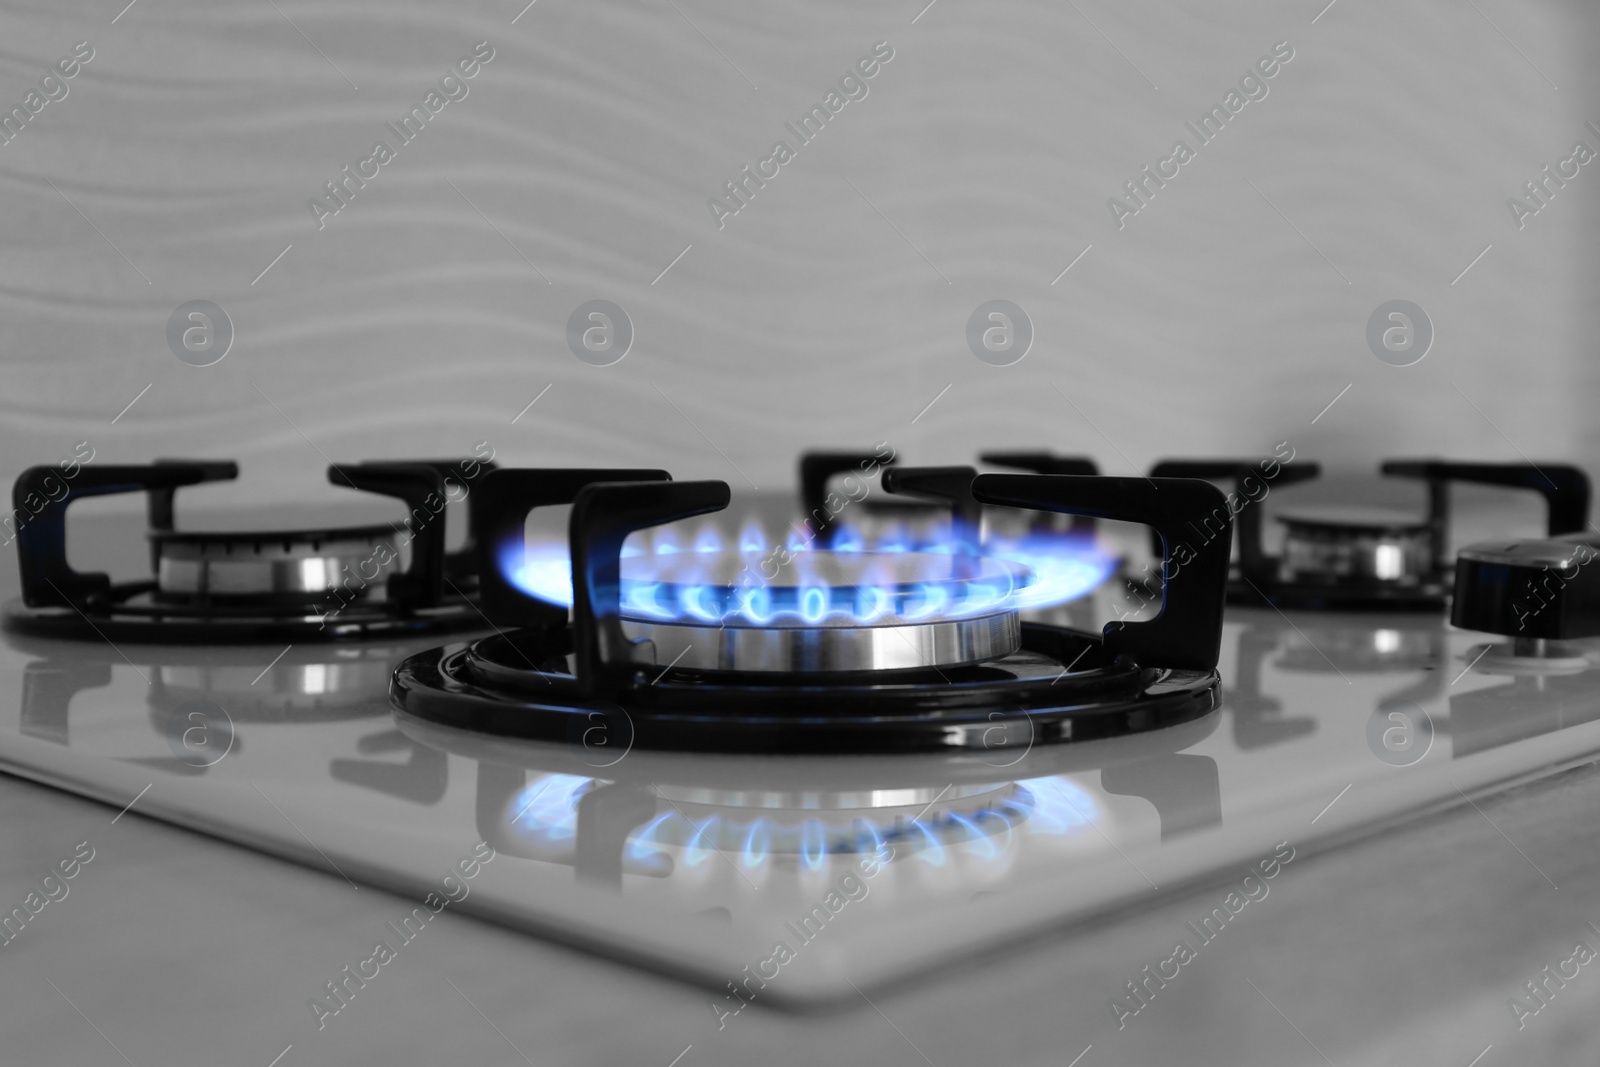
[1,0,1596,513]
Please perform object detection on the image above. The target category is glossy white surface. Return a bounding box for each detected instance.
[4,534,1598,1011]
[6,500,1600,1064]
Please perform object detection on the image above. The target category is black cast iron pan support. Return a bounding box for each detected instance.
[145,458,241,533]
[880,466,984,552]
[474,468,673,629]
[331,463,464,609]
[139,458,241,572]
[335,459,502,606]
[980,452,1100,532]
[14,462,239,608]
[570,480,731,699]
[345,458,499,581]
[798,449,898,547]
[1382,460,1591,574]
[1148,460,1321,582]
[972,474,1232,671]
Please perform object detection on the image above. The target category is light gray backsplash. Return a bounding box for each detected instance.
[1,0,1595,514]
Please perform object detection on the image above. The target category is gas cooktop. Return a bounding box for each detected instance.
[4,453,1600,1003]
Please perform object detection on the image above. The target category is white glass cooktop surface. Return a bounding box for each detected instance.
[2,505,1596,1004]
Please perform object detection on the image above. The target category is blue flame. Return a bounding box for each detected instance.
[500,539,575,606]
[856,818,888,858]
[622,812,678,875]
[911,818,948,867]
[600,775,1102,875]
[799,820,828,872]
[497,517,1115,625]
[944,811,999,861]
[682,816,721,868]
[1011,776,1098,833]
[504,774,1101,880]
[742,819,772,870]
[505,774,589,844]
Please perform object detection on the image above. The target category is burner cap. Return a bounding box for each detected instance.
[152,525,394,605]
[1278,506,1433,585]
[620,610,1020,674]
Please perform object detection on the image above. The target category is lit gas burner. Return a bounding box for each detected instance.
[492,457,1118,676]
[392,461,1234,753]
[614,550,1029,674]
[5,457,496,642]
[509,541,1034,674]
[1151,458,1591,611]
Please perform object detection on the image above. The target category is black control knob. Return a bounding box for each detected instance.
[1451,537,1600,639]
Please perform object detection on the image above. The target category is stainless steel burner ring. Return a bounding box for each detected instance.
[620,609,1021,674]
[1278,506,1433,585]
[153,526,393,601]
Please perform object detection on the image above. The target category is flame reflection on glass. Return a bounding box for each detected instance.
[502,773,1099,877]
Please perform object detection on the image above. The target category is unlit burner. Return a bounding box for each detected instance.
[1277,506,1434,586]
[616,549,1031,674]
[5,458,496,643]
[152,526,393,606]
